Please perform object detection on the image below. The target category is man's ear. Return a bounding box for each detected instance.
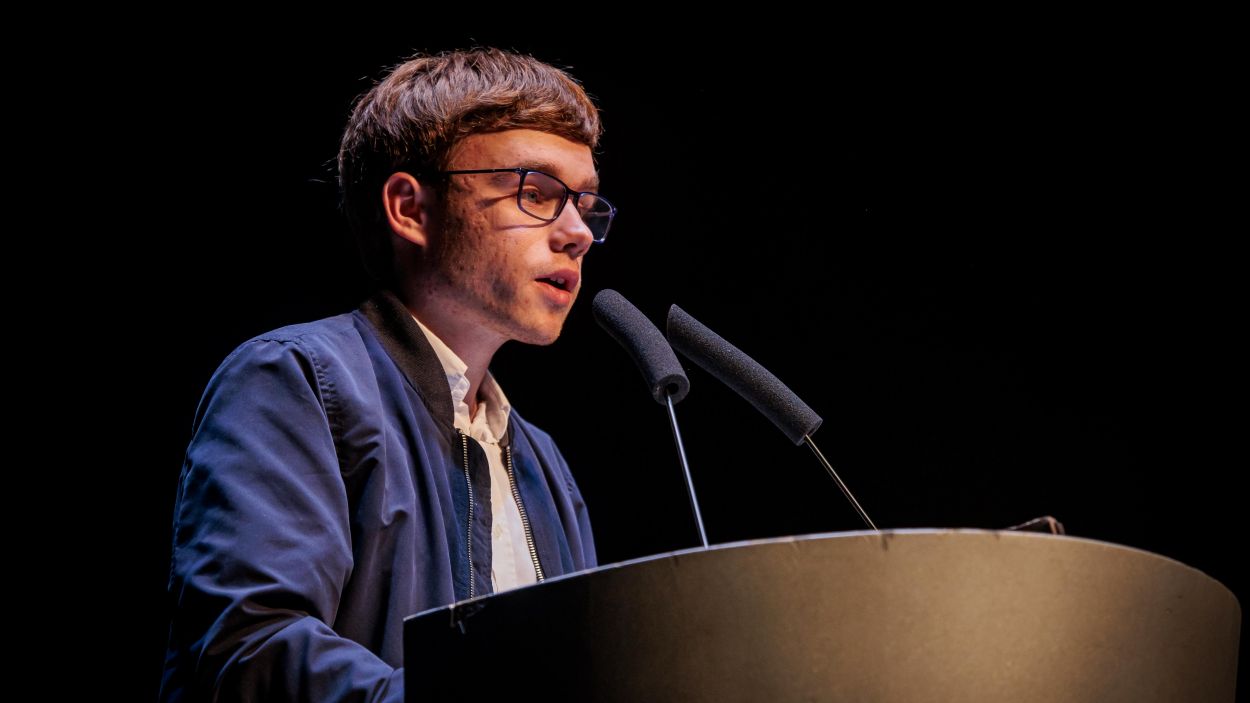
[382,172,435,249]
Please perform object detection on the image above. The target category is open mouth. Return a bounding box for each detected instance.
[536,274,575,292]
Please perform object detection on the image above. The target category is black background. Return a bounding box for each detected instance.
[124,26,1240,700]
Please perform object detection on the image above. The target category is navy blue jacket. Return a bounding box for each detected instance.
[159,290,597,702]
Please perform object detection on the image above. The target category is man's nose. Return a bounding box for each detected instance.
[551,197,594,258]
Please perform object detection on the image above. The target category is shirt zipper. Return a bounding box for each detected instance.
[505,445,545,582]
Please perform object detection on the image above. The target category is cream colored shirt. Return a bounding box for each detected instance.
[412,317,539,592]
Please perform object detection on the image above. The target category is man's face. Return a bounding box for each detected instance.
[420,129,598,347]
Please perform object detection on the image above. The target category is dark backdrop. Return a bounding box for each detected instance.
[131,28,1240,700]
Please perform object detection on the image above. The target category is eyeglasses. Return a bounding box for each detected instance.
[420,168,616,243]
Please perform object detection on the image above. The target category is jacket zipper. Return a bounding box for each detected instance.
[505,445,545,582]
[458,430,475,599]
[459,430,547,593]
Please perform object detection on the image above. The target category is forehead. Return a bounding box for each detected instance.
[448,129,599,190]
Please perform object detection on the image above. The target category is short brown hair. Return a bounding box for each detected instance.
[337,47,604,285]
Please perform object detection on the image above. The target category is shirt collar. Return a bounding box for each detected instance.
[411,315,511,442]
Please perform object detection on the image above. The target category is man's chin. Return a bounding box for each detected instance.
[510,318,567,347]
[514,329,563,347]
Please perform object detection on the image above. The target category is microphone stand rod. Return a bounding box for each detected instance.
[666,393,708,548]
[803,435,878,532]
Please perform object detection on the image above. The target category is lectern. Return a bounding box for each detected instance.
[404,530,1240,702]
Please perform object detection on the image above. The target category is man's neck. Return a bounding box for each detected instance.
[397,289,503,418]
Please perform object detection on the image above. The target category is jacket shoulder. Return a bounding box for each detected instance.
[238,311,363,349]
[213,312,369,373]
[194,311,379,425]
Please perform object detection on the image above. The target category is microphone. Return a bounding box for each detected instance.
[667,305,820,445]
[666,304,878,532]
[592,290,706,547]
[591,290,689,405]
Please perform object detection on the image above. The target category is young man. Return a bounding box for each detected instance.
[159,48,611,702]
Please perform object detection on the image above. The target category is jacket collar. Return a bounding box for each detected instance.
[358,288,512,447]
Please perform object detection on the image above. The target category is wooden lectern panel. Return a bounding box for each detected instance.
[405,530,1240,702]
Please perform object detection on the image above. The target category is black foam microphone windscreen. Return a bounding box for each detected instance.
[592,290,691,405]
[667,305,821,444]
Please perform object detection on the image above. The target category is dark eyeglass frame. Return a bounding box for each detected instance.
[416,167,616,243]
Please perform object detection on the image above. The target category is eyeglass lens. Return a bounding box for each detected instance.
[519,171,613,241]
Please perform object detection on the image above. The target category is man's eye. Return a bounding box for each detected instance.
[521,187,555,204]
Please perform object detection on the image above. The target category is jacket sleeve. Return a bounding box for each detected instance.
[161,337,404,703]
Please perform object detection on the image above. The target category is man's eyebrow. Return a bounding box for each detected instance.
[517,161,600,192]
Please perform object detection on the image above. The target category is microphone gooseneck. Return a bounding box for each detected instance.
[802,435,878,532]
